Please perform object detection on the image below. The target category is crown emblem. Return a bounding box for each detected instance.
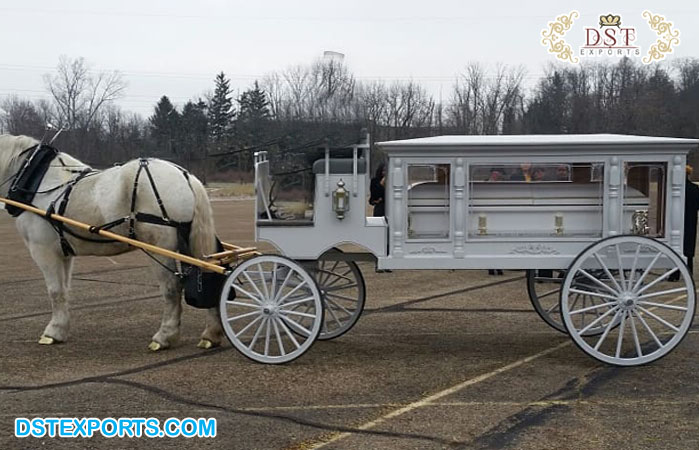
[599,14,621,28]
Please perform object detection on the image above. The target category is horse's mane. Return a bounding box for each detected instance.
[0,134,40,173]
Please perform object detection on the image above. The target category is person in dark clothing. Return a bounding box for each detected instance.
[671,167,699,280]
[369,163,386,217]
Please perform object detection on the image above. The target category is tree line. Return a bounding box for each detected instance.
[1,55,698,181]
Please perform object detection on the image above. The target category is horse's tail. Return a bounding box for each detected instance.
[188,177,217,259]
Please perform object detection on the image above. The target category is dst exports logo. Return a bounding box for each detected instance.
[581,14,640,58]
[541,11,681,64]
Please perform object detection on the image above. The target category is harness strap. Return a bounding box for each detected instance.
[128,160,146,238]
[142,161,171,222]
[46,168,101,256]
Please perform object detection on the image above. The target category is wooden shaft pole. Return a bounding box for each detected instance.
[0,197,228,275]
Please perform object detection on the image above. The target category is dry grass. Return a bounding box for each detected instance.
[206,182,255,198]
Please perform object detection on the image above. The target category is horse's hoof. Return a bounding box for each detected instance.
[148,341,164,352]
[197,339,218,350]
[38,336,57,345]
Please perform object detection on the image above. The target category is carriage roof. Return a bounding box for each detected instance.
[376,134,699,154]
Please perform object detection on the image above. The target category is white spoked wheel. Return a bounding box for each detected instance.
[528,269,620,336]
[561,235,696,366]
[219,255,324,364]
[311,249,366,340]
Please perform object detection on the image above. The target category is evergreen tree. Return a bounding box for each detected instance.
[236,81,271,172]
[238,81,270,123]
[207,72,235,151]
[149,95,180,155]
[180,99,208,157]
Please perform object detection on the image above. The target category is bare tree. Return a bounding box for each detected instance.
[0,95,46,137]
[43,56,126,131]
[449,63,524,134]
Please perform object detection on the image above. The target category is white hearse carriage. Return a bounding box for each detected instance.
[232,134,698,365]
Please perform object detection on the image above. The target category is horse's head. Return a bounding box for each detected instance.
[0,134,40,197]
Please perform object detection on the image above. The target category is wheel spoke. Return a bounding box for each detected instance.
[231,283,264,305]
[615,311,627,358]
[276,279,308,305]
[632,252,662,292]
[227,310,260,322]
[635,310,664,348]
[637,300,688,311]
[637,306,679,332]
[248,317,267,350]
[323,269,353,288]
[273,268,294,303]
[325,301,344,327]
[578,269,619,296]
[325,296,353,317]
[226,300,261,308]
[264,316,271,356]
[594,309,621,350]
[277,318,301,349]
[626,244,641,291]
[280,309,317,319]
[615,244,627,290]
[257,263,270,300]
[319,260,341,285]
[272,318,285,356]
[242,271,266,301]
[570,301,617,315]
[568,288,619,302]
[280,315,312,336]
[579,305,619,335]
[636,287,687,301]
[634,268,678,295]
[325,292,357,303]
[279,295,316,309]
[593,252,624,293]
[545,301,560,314]
[629,311,643,357]
[324,283,358,292]
[270,262,278,302]
[537,287,560,300]
[235,314,264,338]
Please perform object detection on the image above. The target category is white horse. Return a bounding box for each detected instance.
[0,134,223,351]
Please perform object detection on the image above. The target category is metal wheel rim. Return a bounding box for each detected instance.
[219,255,323,364]
[312,250,366,340]
[527,269,568,334]
[561,236,696,366]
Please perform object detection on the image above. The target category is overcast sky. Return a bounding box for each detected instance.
[1,0,697,118]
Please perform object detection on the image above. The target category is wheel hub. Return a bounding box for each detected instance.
[262,303,277,316]
[618,293,637,310]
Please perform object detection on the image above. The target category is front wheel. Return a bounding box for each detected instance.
[561,236,695,366]
[219,255,324,364]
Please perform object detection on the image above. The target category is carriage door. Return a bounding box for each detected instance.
[402,161,454,257]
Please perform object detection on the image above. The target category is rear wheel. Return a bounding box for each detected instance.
[561,235,695,366]
[310,248,366,340]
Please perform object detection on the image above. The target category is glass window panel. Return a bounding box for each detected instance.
[468,163,604,238]
[407,164,450,239]
[624,162,666,237]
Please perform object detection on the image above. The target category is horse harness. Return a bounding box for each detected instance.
[5,144,194,257]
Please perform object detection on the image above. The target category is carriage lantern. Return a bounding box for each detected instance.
[332,179,350,219]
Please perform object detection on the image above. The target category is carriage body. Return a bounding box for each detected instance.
[255,134,696,271]
[235,134,699,365]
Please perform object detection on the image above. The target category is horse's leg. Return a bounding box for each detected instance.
[197,308,223,349]
[29,244,72,344]
[148,258,183,351]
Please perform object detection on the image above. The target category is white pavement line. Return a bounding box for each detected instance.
[308,340,570,449]
[310,291,696,448]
